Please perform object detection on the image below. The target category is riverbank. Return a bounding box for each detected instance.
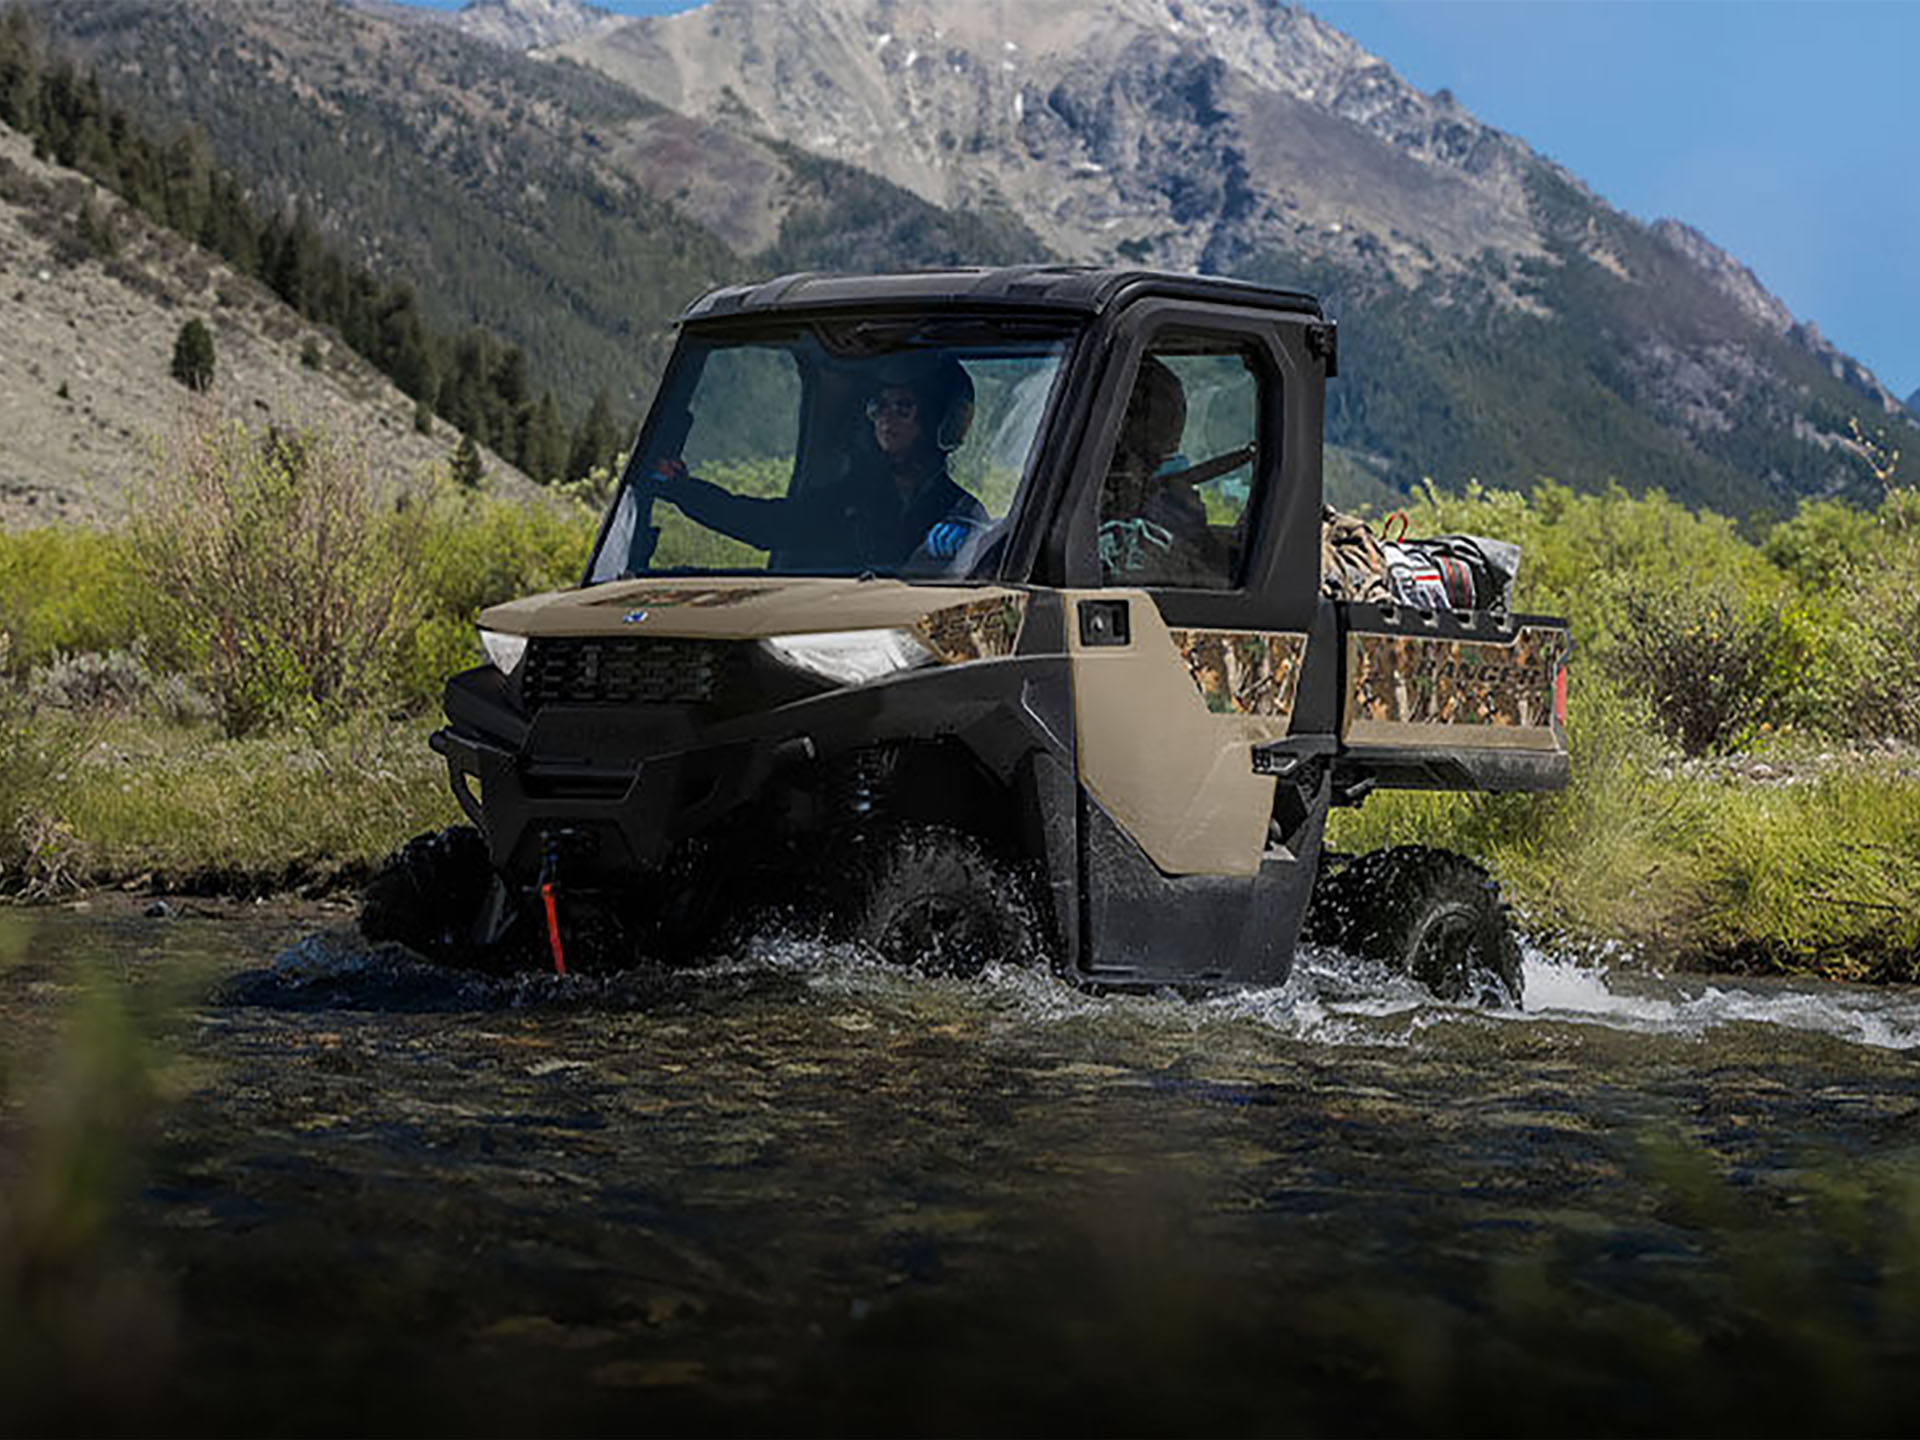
[1330,735,1920,983]
[1,425,1914,981]
[5,704,1917,984]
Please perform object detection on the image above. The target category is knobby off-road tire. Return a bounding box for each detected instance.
[1304,845,1524,1005]
[847,825,1043,978]
[359,825,494,964]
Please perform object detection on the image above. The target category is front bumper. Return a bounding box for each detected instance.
[431,721,787,886]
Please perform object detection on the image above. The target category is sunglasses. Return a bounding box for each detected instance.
[865,394,919,420]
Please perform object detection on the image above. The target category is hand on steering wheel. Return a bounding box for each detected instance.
[639,456,688,493]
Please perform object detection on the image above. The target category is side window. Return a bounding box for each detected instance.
[1098,339,1269,590]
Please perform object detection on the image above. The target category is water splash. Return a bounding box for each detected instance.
[223,924,1920,1054]
[1514,945,1920,1051]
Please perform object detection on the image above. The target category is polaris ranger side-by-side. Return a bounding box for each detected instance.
[363,267,1569,998]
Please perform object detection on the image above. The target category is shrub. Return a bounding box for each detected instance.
[30,646,152,712]
[1610,582,1786,756]
[169,318,214,393]
[388,480,596,710]
[129,420,427,736]
[0,527,141,670]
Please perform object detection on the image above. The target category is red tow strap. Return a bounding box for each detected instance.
[540,882,568,976]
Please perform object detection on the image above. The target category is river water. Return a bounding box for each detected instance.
[7,902,1920,1436]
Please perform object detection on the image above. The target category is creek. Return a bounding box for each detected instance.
[6,902,1920,1435]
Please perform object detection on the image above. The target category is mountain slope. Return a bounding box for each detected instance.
[39,0,1047,420]
[0,120,517,524]
[437,0,620,51]
[557,0,1914,511]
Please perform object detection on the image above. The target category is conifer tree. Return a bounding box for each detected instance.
[566,389,622,484]
[171,317,215,393]
[520,391,568,485]
[451,431,486,488]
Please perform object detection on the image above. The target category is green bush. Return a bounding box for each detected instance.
[0,528,141,671]
[1609,582,1786,755]
[389,481,597,710]
[128,421,427,737]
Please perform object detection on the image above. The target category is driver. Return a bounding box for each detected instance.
[643,353,986,572]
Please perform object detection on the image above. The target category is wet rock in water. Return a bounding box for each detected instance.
[145,899,175,918]
[217,927,502,1012]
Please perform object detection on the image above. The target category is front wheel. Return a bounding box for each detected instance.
[360,825,494,963]
[1304,846,1523,1005]
[845,826,1043,977]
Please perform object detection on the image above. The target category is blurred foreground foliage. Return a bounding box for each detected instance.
[0,420,1915,975]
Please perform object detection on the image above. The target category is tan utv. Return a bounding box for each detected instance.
[362,267,1569,1000]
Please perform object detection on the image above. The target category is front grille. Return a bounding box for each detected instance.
[521,637,731,708]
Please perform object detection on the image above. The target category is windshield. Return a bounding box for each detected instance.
[587,320,1075,583]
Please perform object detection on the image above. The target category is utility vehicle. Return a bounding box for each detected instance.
[364,267,1569,998]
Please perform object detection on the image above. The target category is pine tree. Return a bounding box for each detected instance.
[451,431,486,489]
[519,391,568,485]
[170,318,215,393]
[566,389,622,484]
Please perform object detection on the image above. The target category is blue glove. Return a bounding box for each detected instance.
[640,456,688,494]
[924,518,982,559]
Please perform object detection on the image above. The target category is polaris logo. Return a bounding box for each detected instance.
[622,610,649,624]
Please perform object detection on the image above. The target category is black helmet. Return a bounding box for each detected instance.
[1121,355,1186,464]
[870,352,975,452]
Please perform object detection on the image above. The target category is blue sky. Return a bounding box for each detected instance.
[406,0,1917,399]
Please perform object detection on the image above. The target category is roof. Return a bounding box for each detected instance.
[680,265,1324,325]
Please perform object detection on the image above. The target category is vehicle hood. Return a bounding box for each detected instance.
[479,576,1028,641]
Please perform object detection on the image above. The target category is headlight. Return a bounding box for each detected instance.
[479,628,529,676]
[762,629,934,687]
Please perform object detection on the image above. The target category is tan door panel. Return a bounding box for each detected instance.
[1065,588,1305,877]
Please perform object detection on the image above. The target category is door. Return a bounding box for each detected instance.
[1063,315,1326,983]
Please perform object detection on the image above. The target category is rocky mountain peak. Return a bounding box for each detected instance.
[559,0,1547,279]
[1649,219,1795,334]
[443,0,619,52]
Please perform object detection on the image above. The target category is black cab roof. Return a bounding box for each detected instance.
[681,265,1324,326]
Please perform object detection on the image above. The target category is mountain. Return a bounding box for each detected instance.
[0,119,520,524]
[38,0,1044,422]
[1908,387,1919,419]
[551,0,1914,512]
[435,0,620,52]
[38,0,1915,517]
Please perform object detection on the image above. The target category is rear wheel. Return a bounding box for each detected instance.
[360,825,494,963]
[1305,846,1523,1005]
[846,826,1041,977]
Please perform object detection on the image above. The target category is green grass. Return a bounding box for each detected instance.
[1327,688,1920,981]
[21,711,458,894]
